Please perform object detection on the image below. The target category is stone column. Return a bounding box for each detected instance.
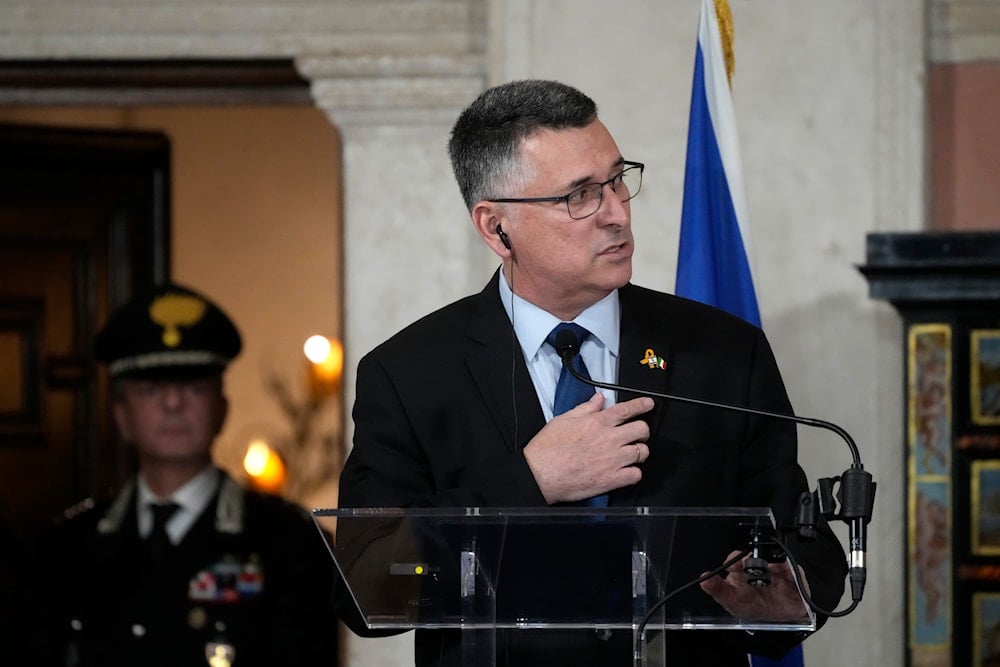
[299,53,492,434]
[300,54,491,665]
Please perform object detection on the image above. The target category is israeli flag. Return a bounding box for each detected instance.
[675,0,760,328]
[675,2,803,666]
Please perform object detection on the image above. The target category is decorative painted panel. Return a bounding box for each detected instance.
[908,324,953,665]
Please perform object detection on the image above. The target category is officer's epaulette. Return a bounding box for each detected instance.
[61,496,97,521]
[97,480,136,534]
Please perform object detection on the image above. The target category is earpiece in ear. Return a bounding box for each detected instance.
[496,224,512,251]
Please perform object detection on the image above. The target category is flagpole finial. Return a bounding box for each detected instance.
[713,0,736,87]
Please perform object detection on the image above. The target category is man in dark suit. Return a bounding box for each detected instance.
[338,79,847,665]
[40,283,340,667]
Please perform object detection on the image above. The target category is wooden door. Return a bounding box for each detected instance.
[0,123,170,548]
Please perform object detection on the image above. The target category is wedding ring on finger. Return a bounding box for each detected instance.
[634,444,641,465]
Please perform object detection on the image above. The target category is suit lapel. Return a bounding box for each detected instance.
[461,278,680,504]
[613,284,676,506]
[618,284,675,430]
[465,270,545,451]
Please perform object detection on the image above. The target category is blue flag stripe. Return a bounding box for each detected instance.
[676,42,760,327]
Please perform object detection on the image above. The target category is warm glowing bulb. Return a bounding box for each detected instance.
[304,335,343,399]
[243,439,286,493]
[243,439,271,476]
[303,335,332,364]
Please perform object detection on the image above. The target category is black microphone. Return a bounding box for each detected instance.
[553,328,875,603]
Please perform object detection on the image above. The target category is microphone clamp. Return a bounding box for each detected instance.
[744,526,772,587]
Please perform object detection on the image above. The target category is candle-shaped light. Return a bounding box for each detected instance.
[243,438,286,494]
[304,334,343,399]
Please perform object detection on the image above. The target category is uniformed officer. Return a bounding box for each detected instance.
[40,283,340,667]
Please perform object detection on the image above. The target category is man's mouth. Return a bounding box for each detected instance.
[600,241,629,256]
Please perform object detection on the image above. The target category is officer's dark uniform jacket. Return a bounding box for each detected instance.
[36,283,340,666]
[42,468,340,667]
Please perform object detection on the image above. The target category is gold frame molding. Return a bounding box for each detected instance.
[971,329,1000,426]
[972,460,1000,557]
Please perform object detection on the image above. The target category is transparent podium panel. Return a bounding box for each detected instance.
[314,507,815,666]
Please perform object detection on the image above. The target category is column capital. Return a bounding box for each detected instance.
[298,54,484,129]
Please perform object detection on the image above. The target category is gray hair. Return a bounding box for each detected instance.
[447,80,598,210]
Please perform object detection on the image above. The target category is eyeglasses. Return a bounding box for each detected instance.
[487,161,644,220]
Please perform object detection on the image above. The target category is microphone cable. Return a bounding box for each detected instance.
[507,264,520,450]
[632,537,861,660]
[633,548,749,658]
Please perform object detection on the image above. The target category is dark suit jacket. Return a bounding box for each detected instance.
[339,271,846,666]
[39,471,340,667]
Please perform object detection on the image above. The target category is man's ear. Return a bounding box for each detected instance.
[471,202,512,257]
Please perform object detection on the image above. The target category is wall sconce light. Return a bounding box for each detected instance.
[303,334,343,400]
[246,334,345,503]
[243,438,286,495]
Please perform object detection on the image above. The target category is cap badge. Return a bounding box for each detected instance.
[149,293,207,348]
[640,348,667,370]
[205,642,235,667]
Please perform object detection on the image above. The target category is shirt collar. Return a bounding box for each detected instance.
[137,465,220,516]
[498,268,621,361]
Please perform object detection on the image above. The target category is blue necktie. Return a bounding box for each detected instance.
[547,323,595,415]
[546,323,607,508]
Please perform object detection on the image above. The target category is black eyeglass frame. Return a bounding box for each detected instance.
[486,160,645,220]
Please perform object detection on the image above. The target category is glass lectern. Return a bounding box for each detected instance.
[313,507,814,666]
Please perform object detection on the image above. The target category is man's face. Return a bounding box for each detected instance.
[498,119,634,319]
[112,376,228,468]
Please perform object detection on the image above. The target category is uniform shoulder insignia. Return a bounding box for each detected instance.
[215,476,245,534]
[97,480,136,534]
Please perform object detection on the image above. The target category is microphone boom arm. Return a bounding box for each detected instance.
[554,333,876,606]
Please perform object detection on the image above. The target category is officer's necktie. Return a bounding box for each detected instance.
[546,322,607,508]
[147,501,180,566]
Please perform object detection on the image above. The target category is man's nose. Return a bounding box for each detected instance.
[596,183,629,224]
[160,383,186,408]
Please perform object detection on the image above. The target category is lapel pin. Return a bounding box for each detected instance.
[640,348,667,370]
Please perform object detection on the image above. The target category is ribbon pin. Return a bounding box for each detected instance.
[640,348,667,370]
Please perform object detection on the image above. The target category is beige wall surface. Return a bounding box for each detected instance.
[0,105,343,505]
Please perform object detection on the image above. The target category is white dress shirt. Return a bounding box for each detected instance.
[498,269,621,421]
[137,465,220,545]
